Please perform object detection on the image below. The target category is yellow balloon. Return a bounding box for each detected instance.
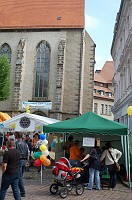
[26,110,30,114]
[127,106,132,116]
[37,125,41,130]
[40,144,47,152]
[11,123,16,129]
[26,105,30,110]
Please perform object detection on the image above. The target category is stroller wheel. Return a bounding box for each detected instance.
[65,182,73,191]
[49,183,58,194]
[76,184,84,195]
[59,187,68,198]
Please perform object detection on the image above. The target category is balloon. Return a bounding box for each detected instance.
[34,159,42,167]
[11,123,16,129]
[40,144,47,152]
[40,155,47,162]
[26,105,30,114]
[37,125,42,130]
[42,149,49,156]
[42,139,48,146]
[127,106,132,116]
[40,134,46,140]
[42,159,51,167]
[33,152,42,159]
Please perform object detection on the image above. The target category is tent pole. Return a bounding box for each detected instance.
[41,164,43,185]
[127,134,131,189]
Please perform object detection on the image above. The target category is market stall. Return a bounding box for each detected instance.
[3,113,60,132]
[44,112,131,188]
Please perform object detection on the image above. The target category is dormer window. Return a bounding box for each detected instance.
[93,89,96,94]
[108,93,112,97]
[98,90,104,95]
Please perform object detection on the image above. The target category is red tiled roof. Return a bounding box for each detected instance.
[94,61,114,84]
[94,73,106,83]
[94,93,114,101]
[100,61,114,83]
[0,0,84,29]
[94,85,113,93]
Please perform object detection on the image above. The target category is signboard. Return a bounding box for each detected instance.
[83,137,95,147]
[22,101,52,110]
[96,138,100,146]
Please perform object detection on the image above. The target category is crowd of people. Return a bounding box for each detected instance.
[63,135,122,191]
[0,132,123,199]
[0,132,40,199]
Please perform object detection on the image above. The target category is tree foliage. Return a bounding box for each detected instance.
[0,55,10,101]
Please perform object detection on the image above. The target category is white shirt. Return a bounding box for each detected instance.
[100,147,122,165]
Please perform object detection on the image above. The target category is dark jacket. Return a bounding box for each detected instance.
[16,140,28,160]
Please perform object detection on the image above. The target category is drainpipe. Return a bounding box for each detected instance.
[78,29,84,116]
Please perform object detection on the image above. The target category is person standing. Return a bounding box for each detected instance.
[100,141,122,189]
[63,135,73,159]
[32,133,39,152]
[16,133,28,197]
[81,141,101,190]
[69,140,81,166]
[0,139,21,200]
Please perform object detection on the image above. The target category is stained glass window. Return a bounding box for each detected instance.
[0,43,11,62]
[35,41,51,98]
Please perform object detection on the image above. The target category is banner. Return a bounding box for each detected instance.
[22,101,52,110]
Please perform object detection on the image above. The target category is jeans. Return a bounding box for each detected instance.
[108,164,117,188]
[0,172,21,200]
[88,168,100,190]
[19,160,26,195]
[69,159,81,167]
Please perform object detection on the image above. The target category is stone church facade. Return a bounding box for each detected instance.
[0,0,95,120]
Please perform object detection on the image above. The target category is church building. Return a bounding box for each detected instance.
[0,0,95,120]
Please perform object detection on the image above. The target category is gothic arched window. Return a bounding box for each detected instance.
[35,41,51,98]
[0,43,11,62]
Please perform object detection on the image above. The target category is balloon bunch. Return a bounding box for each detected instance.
[33,133,51,167]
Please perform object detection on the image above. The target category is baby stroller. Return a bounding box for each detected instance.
[50,157,85,198]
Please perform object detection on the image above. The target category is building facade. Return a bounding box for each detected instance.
[0,0,95,120]
[111,0,132,128]
[93,61,114,120]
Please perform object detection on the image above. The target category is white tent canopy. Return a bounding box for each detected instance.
[3,113,60,132]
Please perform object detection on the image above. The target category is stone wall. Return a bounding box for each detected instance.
[0,29,95,120]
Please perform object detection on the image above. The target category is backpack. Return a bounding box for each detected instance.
[16,140,28,160]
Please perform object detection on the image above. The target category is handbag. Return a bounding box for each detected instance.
[108,150,120,172]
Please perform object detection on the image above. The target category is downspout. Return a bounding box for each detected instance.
[78,29,84,116]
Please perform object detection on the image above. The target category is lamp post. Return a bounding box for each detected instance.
[127,106,132,188]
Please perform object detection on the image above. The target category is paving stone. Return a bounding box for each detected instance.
[0,166,132,200]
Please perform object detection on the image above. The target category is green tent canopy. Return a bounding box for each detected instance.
[44,112,128,135]
[44,112,131,188]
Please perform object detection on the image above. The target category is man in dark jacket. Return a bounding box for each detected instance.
[16,133,29,197]
[0,139,21,200]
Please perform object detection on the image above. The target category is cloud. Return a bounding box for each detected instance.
[85,15,100,29]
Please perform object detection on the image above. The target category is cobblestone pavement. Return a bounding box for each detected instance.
[0,166,132,200]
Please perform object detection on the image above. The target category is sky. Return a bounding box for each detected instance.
[85,0,121,70]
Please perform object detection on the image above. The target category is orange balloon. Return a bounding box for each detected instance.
[42,159,51,167]
[40,155,47,162]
